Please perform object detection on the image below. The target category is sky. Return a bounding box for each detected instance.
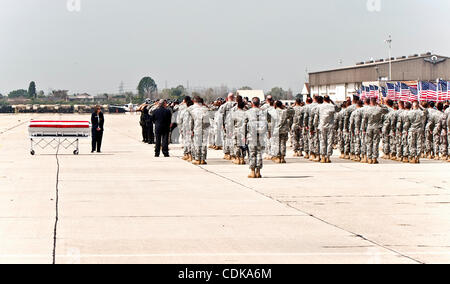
[1,0,449,95]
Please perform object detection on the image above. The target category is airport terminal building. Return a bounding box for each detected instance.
[307,52,450,101]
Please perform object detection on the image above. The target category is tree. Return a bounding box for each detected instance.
[28,81,37,99]
[137,77,157,100]
[266,87,288,100]
[8,89,28,98]
[51,90,69,101]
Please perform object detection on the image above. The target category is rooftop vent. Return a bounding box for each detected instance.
[408,54,419,58]
[356,62,365,65]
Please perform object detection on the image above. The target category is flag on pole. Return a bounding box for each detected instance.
[400,83,411,101]
[409,87,418,102]
[395,83,401,101]
[381,87,387,98]
[386,83,395,100]
[419,82,429,101]
[428,82,437,102]
[438,80,448,102]
[369,85,375,98]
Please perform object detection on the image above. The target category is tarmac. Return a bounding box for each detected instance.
[0,113,449,264]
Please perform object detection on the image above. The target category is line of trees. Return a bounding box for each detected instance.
[1,76,296,104]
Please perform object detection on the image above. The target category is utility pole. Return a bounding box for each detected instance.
[385,35,393,81]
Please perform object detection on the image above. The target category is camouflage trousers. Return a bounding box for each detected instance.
[425,132,434,154]
[353,132,362,156]
[437,131,448,156]
[193,146,207,161]
[234,145,247,159]
[338,130,345,154]
[408,130,424,158]
[292,128,304,152]
[319,128,334,157]
[360,133,367,155]
[248,146,264,170]
[303,129,310,154]
[382,132,392,155]
[343,131,351,154]
[365,129,381,159]
[272,133,289,157]
[309,131,320,155]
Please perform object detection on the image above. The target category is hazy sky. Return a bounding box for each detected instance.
[1,0,449,95]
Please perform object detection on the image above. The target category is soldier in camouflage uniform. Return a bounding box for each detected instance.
[188,97,211,165]
[308,96,321,162]
[361,98,389,164]
[381,100,396,160]
[398,102,412,163]
[302,97,313,159]
[261,96,275,160]
[342,97,359,159]
[244,97,268,179]
[177,97,192,160]
[395,101,406,162]
[335,102,347,159]
[388,104,399,160]
[212,100,224,150]
[359,99,371,163]
[230,96,247,165]
[405,101,427,163]
[349,100,364,162]
[219,93,237,160]
[442,106,450,162]
[314,96,339,163]
[271,101,295,164]
[426,102,445,160]
[291,99,304,157]
[182,100,196,161]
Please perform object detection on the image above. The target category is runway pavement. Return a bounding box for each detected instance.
[0,113,449,264]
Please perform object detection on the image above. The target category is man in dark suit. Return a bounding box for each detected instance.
[91,105,105,153]
[152,100,172,157]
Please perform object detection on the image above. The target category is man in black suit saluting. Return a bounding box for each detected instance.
[91,105,105,153]
[152,100,172,157]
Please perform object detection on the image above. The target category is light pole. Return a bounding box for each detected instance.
[385,35,392,81]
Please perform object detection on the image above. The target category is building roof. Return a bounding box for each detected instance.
[309,53,448,75]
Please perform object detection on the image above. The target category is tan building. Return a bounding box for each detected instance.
[308,52,450,101]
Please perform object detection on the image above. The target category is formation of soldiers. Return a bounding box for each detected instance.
[167,93,450,178]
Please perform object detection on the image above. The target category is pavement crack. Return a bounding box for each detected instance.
[52,141,61,264]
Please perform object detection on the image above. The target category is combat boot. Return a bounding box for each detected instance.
[281,157,287,164]
[390,154,396,160]
[192,160,201,165]
[361,156,368,163]
[309,153,315,161]
[182,154,189,161]
[232,157,240,164]
[314,155,321,163]
[217,146,223,151]
[434,155,440,161]
[409,157,416,164]
[298,152,304,157]
[373,158,379,164]
[441,155,448,161]
[188,154,193,162]
[344,154,350,160]
[339,153,345,159]
[320,156,326,163]
[293,151,298,157]
[248,169,256,179]
[201,160,207,165]
[255,169,262,179]
[355,155,361,162]
[368,159,374,164]
[240,158,246,165]
[304,153,310,159]
[326,156,331,163]
[402,157,409,163]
